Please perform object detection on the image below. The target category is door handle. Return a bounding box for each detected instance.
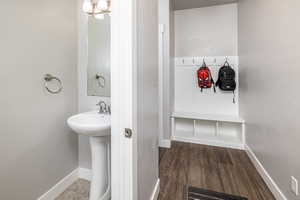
[125,128,133,138]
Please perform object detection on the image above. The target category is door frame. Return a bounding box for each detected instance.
[111,0,138,199]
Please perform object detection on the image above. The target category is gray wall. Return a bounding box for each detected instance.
[0,0,78,199]
[170,0,175,134]
[137,0,159,199]
[159,0,173,142]
[174,0,237,10]
[238,0,300,199]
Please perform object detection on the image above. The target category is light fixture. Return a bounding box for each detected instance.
[83,0,93,13]
[82,0,111,18]
[97,0,109,10]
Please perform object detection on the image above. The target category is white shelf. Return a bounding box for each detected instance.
[172,111,244,123]
[171,112,246,150]
[172,135,244,150]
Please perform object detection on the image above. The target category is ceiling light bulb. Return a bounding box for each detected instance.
[82,0,93,13]
[95,14,105,20]
[97,0,109,11]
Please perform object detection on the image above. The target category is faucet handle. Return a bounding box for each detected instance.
[96,101,109,114]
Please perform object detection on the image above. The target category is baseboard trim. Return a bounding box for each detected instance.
[150,179,160,200]
[78,167,92,181]
[172,136,244,150]
[159,139,171,148]
[37,168,79,200]
[245,145,288,200]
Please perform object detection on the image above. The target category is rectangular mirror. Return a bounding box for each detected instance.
[87,16,111,97]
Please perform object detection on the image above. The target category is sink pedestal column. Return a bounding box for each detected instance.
[89,136,111,200]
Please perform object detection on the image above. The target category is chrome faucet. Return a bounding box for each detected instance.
[96,101,111,114]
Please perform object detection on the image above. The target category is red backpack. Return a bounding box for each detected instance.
[197,61,216,92]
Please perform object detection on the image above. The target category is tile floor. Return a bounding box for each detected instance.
[55,179,90,200]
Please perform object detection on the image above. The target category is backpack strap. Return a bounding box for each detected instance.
[216,72,220,87]
[224,60,230,67]
[202,59,207,67]
[233,91,236,104]
[209,70,216,93]
[212,78,216,93]
[224,57,231,67]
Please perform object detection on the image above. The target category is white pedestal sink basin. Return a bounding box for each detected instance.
[67,111,111,200]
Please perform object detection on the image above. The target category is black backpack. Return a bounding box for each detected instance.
[216,61,237,102]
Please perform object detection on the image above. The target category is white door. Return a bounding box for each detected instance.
[110,0,137,198]
[111,0,159,200]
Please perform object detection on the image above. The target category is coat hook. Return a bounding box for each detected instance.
[224,57,230,66]
[202,57,206,66]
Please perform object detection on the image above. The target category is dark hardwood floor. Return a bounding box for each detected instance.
[158,142,275,200]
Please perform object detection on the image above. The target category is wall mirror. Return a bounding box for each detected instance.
[87,15,111,97]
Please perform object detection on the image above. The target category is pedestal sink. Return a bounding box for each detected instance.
[67,111,111,200]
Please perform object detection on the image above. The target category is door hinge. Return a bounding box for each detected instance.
[125,128,133,138]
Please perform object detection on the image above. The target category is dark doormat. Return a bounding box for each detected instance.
[187,186,248,200]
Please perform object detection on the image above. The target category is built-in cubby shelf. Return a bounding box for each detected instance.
[171,112,245,149]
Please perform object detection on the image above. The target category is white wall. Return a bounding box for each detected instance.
[174,57,239,116]
[238,0,300,199]
[77,0,110,170]
[175,3,238,57]
[174,4,238,115]
[0,0,78,199]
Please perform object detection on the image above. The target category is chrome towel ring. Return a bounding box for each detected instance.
[44,74,63,94]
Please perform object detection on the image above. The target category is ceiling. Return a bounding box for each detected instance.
[174,0,238,10]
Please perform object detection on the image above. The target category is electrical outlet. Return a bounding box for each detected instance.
[291,176,299,196]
